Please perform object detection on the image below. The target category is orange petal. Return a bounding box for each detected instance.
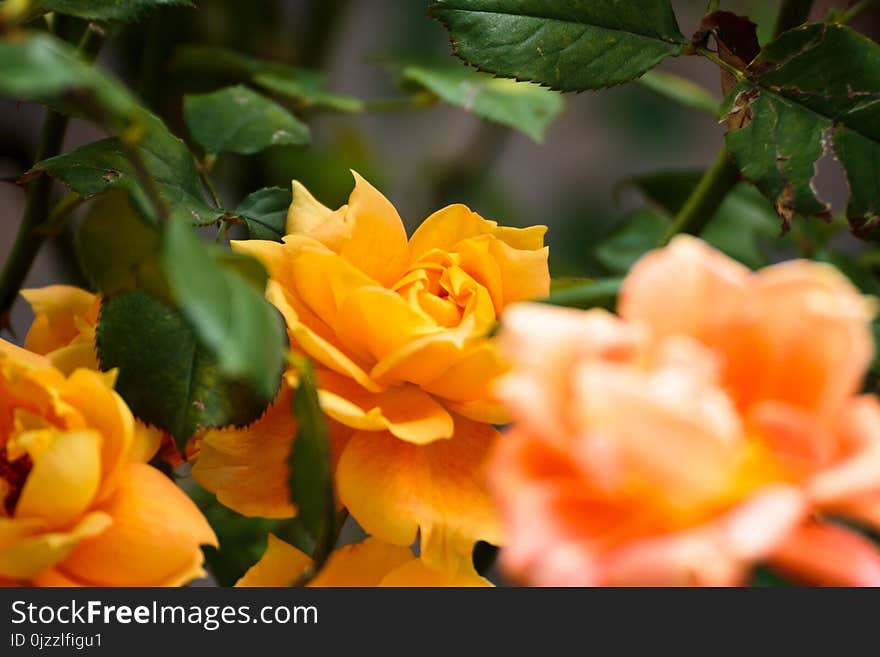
[408,205,497,262]
[809,395,880,503]
[731,260,875,415]
[336,416,501,569]
[60,463,216,586]
[379,558,492,587]
[619,235,749,346]
[0,512,111,581]
[770,521,880,586]
[337,172,409,286]
[45,342,99,376]
[14,430,102,528]
[311,537,413,586]
[334,286,438,364]
[192,389,297,519]
[318,368,453,444]
[59,368,135,500]
[267,281,383,393]
[236,534,312,587]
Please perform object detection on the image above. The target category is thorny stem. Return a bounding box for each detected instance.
[0,22,105,329]
[659,145,739,245]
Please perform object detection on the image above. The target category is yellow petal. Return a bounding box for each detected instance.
[318,369,454,444]
[130,423,163,464]
[311,537,413,586]
[286,180,334,235]
[336,416,502,562]
[337,171,409,286]
[59,368,135,500]
[236,534,312,587]
[21,286,97,355]
[268,281,383,393]
[0,338,52,371]
[335,286,438,364]
[45,342,99,376]
[487,238,550,307]
[192,389,297,519]
[59,463,216,586]
[408,204,496,262]
[14,430,102,528]
[422,340,508,404]
[0,512,111,580]
[491,224,547,251]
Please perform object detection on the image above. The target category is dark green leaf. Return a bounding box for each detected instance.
[32,114,222,226]
[288,356,336,563]
[595,210,668,274]
[97,291,276,449]
[430,0,687,91]
[171,46,364,112]
[400,64,562,142]
[212,251,270,292]
[724,24,880,235]
[184,85,310,155]
[75,191,166,297]
[30,0,192,21]
[161,218,287,400]
[234,187,292,241]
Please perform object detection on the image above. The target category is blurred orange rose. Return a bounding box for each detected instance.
[0,339,216,586]
[194,172,549,571]
[492,236,880,586]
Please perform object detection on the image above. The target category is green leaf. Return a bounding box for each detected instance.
[189,485,315,587]
[31,114,222,226]
[161,218,287,400]
[184,85,310,156]
[723,23,880,235]
[30,0,192,21]
[400,64,562,142]
[595,210,668,274]
[0,32,137,122]
[171,46,364,112]
[615,174,782,270]
[288,356,336,558]
[97,290,277,449]
[429,0,687,91]
[545,278,622,310]
[234,187,292,241]
[75,191,166,297]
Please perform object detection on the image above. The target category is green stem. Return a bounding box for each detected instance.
[0,111,70,327]
[199,159,223,210]
[835,0,879,23]
[707,0,721,11]
[774,0,814,37]
[0,22,106,327]
[659,145,739,245]
[362,92,437,113]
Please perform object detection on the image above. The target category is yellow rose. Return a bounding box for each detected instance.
[20,285,100,375]
[193,172,549,571]
[0,339,216,586]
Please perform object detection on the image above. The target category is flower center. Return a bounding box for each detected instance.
[0,449,32,517]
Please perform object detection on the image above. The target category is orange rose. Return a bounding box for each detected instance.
[193,172,549,571]
[492,236,880,586]
[0,339,216,586]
